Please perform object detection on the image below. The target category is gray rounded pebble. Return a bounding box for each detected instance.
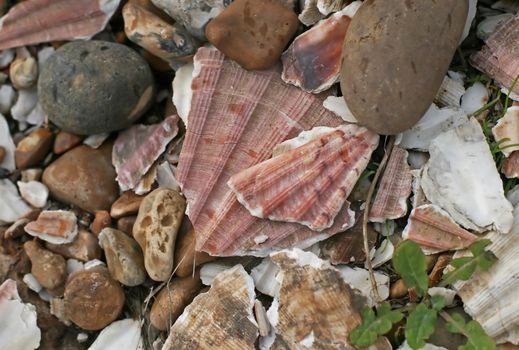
[38,40,154,135]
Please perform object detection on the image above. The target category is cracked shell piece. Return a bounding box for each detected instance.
[298,0,351,26]
[281,1,361,93]
[434,75,465,108]
[421,118,513,233]
[162,265,258,350]
[453,205,519,344]
[264,249,391,349]
[133,188,185,281]
[228,124,378,231]
[0,178,31,224]
[89,318,143,350]
[0,0,121,50]
[369,146,412,222]
[177,47,351,256]
[493,106,519,157]
[24,210,78,244]
[403,204,478,252]
[113,115,179,191]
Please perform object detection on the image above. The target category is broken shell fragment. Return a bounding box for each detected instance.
[250,257,280,297]
[123,3,198,64]
[0,279,41,350]
[493,106,519,157]
[0,114,15,171]
[228,124,378,231]
[24,210,78,244]
[403,205,478,252]
[337,265,390,306]
[161,265,258,349]
[298,0,347,26]
[113,115,179,191]
[461,82,489,116]
[369,146,412,222]
[281,2,361,93]
[88,318,143,350]
[434,75,465,108]
[322,95,358,123]
[0,0,121,50]
[421,118,513,233]
[0,178,31,224]
[17,180,48,208]
[177,47,350,256]
[503,151,519,178]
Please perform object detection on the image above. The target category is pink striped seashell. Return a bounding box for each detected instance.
[403,204,478,252]
[0,0,121,50]
[228,125,378,231]
[177,47,354,256]
[369,146,413,222]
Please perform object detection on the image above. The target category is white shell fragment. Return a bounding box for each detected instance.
[250,257,280,298]
[10,88,38,124]
[17,181,48,208]
[434,75,465,108]
[88,319,143,350]
[398,341,447,350]
[337,265,390,306]
[398,104,468,152]
[0,179,31,224]
[0,84,16,114]
[461,0,478,43]
[22,273,42,293]
[0,279,41,350]
[0,113,16,171]
[83,133,110,149]
[172,62,194,127]
[428,287,456,307]
[477,14,514,41]
[369,239,394,269]
[200,262,234,286]
[421,118,513,233]
[461,82,489,115]
[323,96,358,123]
[493,106,519,157]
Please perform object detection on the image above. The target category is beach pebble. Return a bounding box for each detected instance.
[53,131,84,155]
[38,41,154,135]
[91,210,112,236]
[42,143,118,213]
[0,146,5,163]
[15,128,54,169]
[99,228,146,286]
[45,230,101,262]
[150,272,203,330]
[24,240,67,291]
[10,56,38,90]
[340,0,468,134]
[174,227,216,277]
[205,0,299,70]
[110,191,144,219]
[133,188,185,281]
[17,180,48,208]
[64,266,125,330]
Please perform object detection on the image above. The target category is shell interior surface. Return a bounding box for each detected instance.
[161,265,258,350]
[228,124,378,231]
[434,75,465,108]
[402,204,478,252]
[421,118,513,233]
[0,0,121,50]
[369,146,412,223]
[176,47,353,256]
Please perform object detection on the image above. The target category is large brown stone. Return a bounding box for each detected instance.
[42,143,118,213]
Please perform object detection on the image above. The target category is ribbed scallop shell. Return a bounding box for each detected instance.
[403,204,477,252]
[176,47,354,256]
[0,0,120,50]
[228,125,378,231]
[369,146,412,222]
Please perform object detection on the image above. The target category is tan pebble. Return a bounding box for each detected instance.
[133,188,186,281]
[389,279,408,299]
[15,128,54,169]
[45,229,101,262]
[24,240,66,291]
[117,215,137,235]
[110,191,144,219]
[10,56,38,89]
[174,227,216,278]
[91,210,111,236]
[99,227,146,286]
[53,131,84,154]
[64,266,125,330]
[150,271,203,331]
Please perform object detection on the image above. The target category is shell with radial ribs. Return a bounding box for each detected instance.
[175,47,360,256]
[228,124,378,231]
[0,0,121,50]
[369,146,412,222]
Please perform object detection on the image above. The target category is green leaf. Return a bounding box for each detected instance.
[430,295,447,312]
[445,313,496,350]
[440,240,497,287]
[393,240,429,296]
[405,304,438,350]
[350,302,404,347]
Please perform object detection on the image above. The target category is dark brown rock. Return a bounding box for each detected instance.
[91,210,112,236]
[15,128,54,169]
[110,191,144,219]
[340,0,468,135]
[174,227,216,277]
[205,0,298,70]
[53,131,84,154]
[117,215,137,235]
[24,240,66,291]
[42,143,118,213]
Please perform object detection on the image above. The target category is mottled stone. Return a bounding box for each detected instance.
[110,191,144,219]
[15,128,54,169]
[64,266,125,330]
[24,240,66,291]
[38,41,154,135]
[340,0,468,134]
[10,56,38,89]
[99,228,146,286]
[205,0,298,70]
[53,131,84,155]
[91,210,111,236]
[174,227,216,278]
[42,143,118,213]
[45,230,101,262]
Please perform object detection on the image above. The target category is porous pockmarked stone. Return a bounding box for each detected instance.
[38,41,154,135]
[340,0,468,135]
[205,0,299,70]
